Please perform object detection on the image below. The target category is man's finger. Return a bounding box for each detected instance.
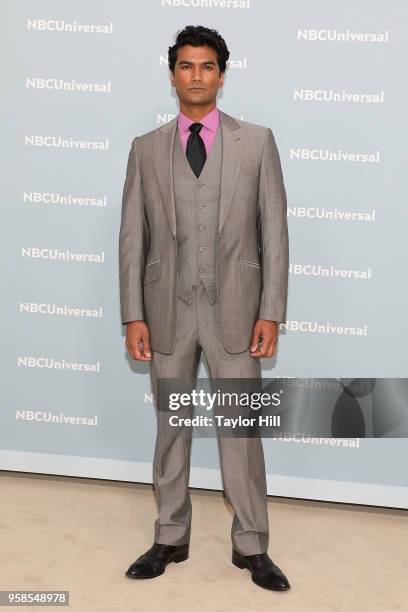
[255,342,268,357]
[142,332,152,359]
[265,339,277,358]
[126,338,150,361]
[253,336,275,358]
[266,344,275,357]
[250,328,261,353]
[134,342,148,361]
[125,343,136,360]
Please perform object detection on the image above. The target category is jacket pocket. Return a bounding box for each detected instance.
[239,258,261,270]
[143,259,160,285]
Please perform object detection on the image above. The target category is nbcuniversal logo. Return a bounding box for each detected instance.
[26,19,113,33]
[16,410,98,426]
[161,0,250,7]
[297,29,389,43]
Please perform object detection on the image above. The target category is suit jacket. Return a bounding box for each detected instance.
[119,110,289,355]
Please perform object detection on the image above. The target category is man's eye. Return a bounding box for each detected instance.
[179,65,213,70]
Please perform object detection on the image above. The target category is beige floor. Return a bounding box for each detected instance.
[0,472,406,612]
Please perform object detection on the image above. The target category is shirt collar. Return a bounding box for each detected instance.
[178,106,219,135]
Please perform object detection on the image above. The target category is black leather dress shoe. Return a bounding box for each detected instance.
[232,549,291,591]
[125,543,189,579]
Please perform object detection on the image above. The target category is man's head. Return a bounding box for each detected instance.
[168,25,230,108]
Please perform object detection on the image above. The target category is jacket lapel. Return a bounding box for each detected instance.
[154,116,178,237]
[218,110,243,233]
[153,109,243,238]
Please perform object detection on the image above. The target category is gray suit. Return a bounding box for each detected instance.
[119,110,289,555]
[119,110,289,354]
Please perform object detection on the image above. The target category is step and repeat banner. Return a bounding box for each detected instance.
[2,0,407,508]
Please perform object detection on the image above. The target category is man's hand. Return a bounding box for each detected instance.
[125,321,152,361]
[250,320,279,358]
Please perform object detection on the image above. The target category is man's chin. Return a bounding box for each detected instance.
[184,95,210,105]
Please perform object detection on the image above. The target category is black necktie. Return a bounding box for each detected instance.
[186,122,207,177]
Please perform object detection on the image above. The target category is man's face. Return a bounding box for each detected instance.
[170,44,224,106]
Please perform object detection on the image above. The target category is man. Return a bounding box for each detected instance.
[119,25,290,591]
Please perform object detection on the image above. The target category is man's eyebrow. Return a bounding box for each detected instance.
[177,60,217,65]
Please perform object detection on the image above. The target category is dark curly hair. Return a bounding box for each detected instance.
[168,25,230,74]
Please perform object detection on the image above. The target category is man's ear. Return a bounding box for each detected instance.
[170,72,175,87]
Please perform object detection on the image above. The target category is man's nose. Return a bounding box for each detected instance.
[191,68,202,81]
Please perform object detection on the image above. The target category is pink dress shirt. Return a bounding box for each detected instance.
[177,106,220,156]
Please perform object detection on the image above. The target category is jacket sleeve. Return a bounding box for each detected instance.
[257,128,289,324]
[118,136,146,324]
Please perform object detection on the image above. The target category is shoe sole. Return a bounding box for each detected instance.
[125,553,189,579]
[232,556,291,591]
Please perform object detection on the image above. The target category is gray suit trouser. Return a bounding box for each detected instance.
[149,280,269,555]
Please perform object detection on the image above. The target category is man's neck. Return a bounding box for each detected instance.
[179,102,217,122]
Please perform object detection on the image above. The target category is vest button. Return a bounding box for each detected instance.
[199,246,206,252]
[192,284,198,291]
[198,225,205,231]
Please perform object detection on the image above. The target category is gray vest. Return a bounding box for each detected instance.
[173,125,223,306]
